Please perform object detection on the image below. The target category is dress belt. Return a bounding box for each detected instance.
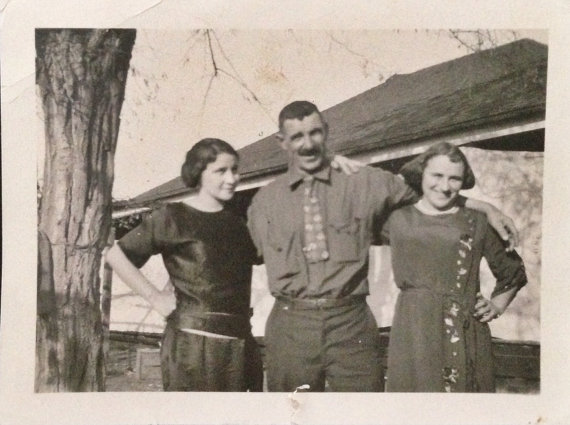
[276,295,366,310]
[168,311,251,338]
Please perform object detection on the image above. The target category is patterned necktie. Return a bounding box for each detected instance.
[302,176,329,263]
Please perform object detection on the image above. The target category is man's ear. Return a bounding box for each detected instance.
[276,132,287,151]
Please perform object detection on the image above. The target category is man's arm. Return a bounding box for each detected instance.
[384,174,518,250]
[331,156,519,250]
[463,197,519,251]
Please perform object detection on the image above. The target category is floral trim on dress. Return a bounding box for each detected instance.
[442,209,476,392]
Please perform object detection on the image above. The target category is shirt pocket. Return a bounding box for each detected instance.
[328,218,361,262]
[266,221,301,280]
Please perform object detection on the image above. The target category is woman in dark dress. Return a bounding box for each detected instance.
[105,138,263,391]
[383,142,527,392]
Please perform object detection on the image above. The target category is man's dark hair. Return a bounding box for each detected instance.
[278,100,324,130]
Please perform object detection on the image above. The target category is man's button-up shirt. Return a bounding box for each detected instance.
[247,164,416,299]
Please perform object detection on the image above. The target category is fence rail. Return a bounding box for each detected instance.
[108,328,539,392]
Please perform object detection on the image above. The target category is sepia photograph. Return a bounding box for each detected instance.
[1,2,569,424]
[36,27,546,393]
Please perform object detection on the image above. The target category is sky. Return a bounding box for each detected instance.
[96,29,547,199]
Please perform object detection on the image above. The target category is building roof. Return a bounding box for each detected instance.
[115,38,547,211]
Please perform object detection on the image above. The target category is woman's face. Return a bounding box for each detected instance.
[421,154,465,211]
[199,152,240,204]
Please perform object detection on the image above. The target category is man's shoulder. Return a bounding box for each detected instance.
[330,164,394,186]
[252,174,289,201]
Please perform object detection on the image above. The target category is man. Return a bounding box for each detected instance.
[247,100,516,392]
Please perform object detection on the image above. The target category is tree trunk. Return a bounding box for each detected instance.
[101,228,115,372]
[35,29,136,391]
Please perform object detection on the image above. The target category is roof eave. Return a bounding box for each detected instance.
[237,109,545,182]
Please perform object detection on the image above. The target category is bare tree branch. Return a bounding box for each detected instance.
[205,29,218,76]
[325,31,385,81]
[199,74,216,124]
[217,68,275,122]
[448,29,518,53]
[196,29,276,124]
[181,29,204,66]
[211,30,246,86]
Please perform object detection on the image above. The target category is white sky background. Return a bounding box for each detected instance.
[111,29,548,199]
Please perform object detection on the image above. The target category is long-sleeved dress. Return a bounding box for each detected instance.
[382,205,527,392]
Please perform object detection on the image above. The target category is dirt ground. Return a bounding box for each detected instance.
[105,340,163,392]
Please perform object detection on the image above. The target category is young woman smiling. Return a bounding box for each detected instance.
[382,142,527,393]
[105,138,263,391]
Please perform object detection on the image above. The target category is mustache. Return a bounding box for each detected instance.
[297,146,322,156]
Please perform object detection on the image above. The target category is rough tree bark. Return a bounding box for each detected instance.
[35,29,136,392]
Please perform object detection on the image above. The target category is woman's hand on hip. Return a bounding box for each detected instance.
[473,292,502,323]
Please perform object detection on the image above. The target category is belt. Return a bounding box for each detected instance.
[276,295,366,310]
[168,311,251,339]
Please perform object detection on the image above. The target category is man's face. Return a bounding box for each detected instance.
[278,112,328,174]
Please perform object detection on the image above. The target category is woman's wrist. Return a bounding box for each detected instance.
[142,283,161,304]
[490,301,506,319]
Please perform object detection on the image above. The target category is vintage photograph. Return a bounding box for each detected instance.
[3,2,570,423]
[34,28,545,394]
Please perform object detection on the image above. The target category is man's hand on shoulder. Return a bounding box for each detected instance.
[487,208,519,251]
[330,154,366,175]
[463,198,519,251]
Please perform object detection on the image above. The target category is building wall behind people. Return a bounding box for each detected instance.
[108,148,542,343]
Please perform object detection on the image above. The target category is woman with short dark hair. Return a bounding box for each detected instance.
[383,142,527,392]
[105,138,263,391]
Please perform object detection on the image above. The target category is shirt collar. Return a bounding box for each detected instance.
[287,163,332,189]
